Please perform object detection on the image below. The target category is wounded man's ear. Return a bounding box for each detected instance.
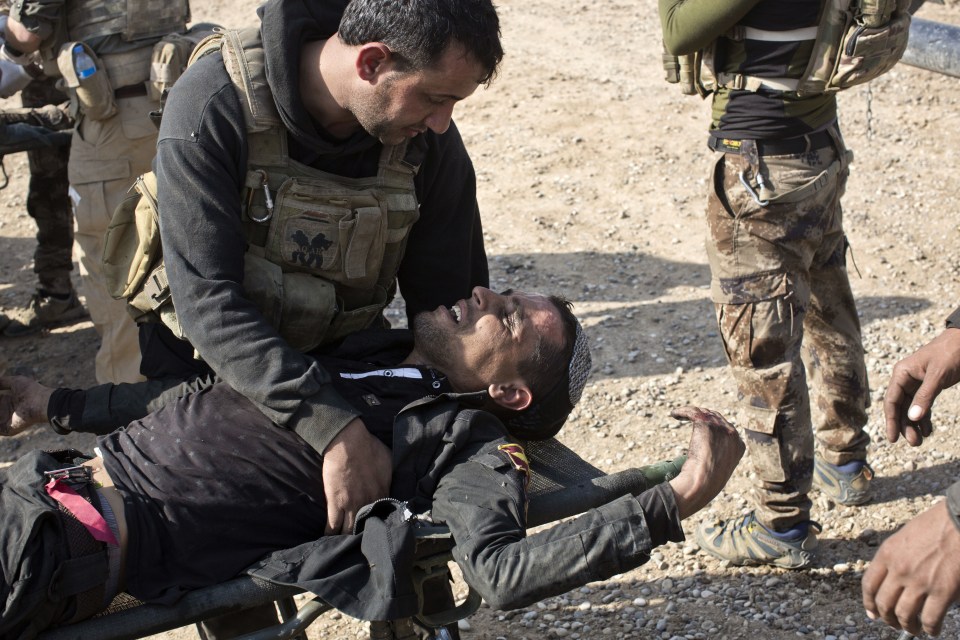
[487,382,532,412]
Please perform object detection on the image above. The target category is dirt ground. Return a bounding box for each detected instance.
[3,0,960,639]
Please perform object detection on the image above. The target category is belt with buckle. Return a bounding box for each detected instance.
[709,130,833,156]
[114,83,148,100]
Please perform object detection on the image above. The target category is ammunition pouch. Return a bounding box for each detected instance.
[662,48,712,97]
[101,172,398,352]
[101,172,181,332]
[799,5,911,94]
[148,24,221,102]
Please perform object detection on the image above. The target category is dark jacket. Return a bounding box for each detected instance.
[247,392,683,619]
[147,0,489,456]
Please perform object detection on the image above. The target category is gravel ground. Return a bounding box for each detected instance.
[2,0,960,639]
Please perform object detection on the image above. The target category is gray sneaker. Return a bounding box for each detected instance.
[813,458,873,506]
[2,289,88,337]
[695,511,820,569]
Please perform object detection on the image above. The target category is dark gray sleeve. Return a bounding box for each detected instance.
[945,308,960,329]
[154,55,358,454]
[946,481,960,532]
[432,446,684,611]
[48,375,217,435]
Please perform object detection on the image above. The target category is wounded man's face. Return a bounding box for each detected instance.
[412,287,563,392]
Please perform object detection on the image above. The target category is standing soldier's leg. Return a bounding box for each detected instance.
[803,153,872,505]
[2,77,86,336]
[69,91,157,384]
[694,148,836,568]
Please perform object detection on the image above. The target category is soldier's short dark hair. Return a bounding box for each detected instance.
[338,0,504,84]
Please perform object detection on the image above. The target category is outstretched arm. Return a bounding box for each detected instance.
[666,406,746,518]
[433,407,744,610]
[884,325,960,446]
[862,489,960,637]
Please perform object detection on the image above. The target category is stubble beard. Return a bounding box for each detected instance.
[412,312,454,374]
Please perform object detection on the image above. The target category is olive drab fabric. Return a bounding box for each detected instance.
[64,0,189,42]
[663,0,911,97]
[103,29,422,354]
[29,0,190,79]
[147,29,212,102]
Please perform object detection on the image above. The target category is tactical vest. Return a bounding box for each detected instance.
[663,0,911,97]
[103,28,422,354]
[38,0,190,82]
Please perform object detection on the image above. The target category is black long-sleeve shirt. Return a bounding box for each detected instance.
[145,0,489,455]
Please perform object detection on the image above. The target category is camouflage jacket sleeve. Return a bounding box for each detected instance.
[658,0,762,55]
[8,0,63,41]
[431,440,684,611]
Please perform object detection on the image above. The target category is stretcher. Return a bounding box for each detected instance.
[37,438,685,640]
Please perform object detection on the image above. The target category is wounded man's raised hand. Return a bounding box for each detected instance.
[668,406,745,519]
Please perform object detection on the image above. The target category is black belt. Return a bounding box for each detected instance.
[114,83,148,100]
[709,130,833,156]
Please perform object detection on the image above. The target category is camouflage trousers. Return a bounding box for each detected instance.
[705,128,870,530]
[20,77,73,295]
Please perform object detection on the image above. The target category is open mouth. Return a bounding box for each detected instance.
[450,302,462,323]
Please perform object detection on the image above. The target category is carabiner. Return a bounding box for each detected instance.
[248,169,274,223]
[738,170,769,206]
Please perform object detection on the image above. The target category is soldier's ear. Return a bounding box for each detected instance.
[355,43,391,82]
[488,381,532,412]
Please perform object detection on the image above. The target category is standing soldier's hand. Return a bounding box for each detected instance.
[863,500,960,637]
[884,328,960,446]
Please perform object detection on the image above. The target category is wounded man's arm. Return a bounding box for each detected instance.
[431,443,684,611]
[433,407,743,610]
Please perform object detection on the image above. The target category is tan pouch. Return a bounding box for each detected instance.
[56,41,116,121]
[263,177,389,289]
[243,252,338,352]
[148,26,221,102]
[102,172,163,307]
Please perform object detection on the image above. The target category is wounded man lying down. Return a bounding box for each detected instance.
[0,288,744,638]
